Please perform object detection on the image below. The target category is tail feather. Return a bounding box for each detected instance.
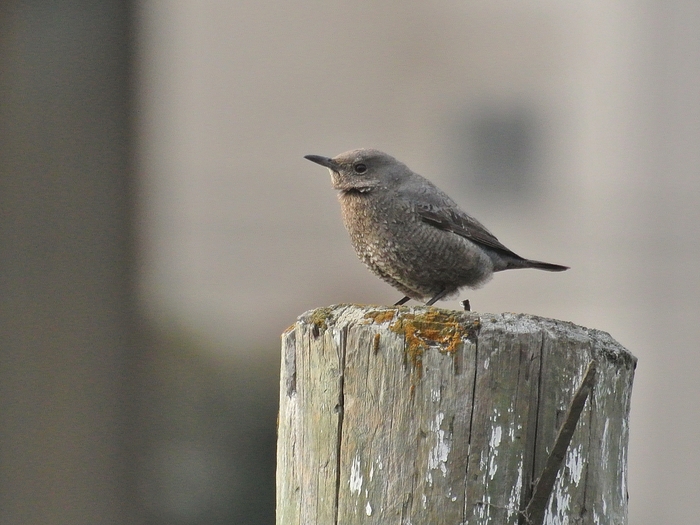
[523,259,569,272]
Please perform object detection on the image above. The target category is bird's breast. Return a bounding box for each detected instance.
[338,191,411,258]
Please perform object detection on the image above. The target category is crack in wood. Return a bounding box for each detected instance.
[521,361,598,525]
[333,327,348,525]
[462,329,480,523]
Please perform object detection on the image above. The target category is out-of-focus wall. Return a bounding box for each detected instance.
[0,2,136,524]
[137,2,700,523]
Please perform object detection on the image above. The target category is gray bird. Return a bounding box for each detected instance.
[305,149,568,306]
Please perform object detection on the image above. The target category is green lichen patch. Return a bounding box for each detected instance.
[308,306,334,338]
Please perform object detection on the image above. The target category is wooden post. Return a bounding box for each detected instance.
[277,305,636,525]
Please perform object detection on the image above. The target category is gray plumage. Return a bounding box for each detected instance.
[304,149,568,306]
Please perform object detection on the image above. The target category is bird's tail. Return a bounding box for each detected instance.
[523,259,569,272]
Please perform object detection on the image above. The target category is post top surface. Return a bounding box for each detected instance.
[291,304,637,368]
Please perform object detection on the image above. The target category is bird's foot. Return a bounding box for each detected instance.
[394,296,410,306]
[461,299,471,311]
[425,288,448,306]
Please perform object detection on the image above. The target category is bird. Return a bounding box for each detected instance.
[304,149,568,306]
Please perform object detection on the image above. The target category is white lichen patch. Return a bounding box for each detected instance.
[333,329,343,351]
[544,472,571,525]
[488,425,502,479]
[365,502,373,516]
[475,495,492,521]
[544,471,571,525]
[566,445,584,486]
[507,459,524,519]
[427,412,450,481]
[488,454,498,479]
[489,425,502,449]
[350,454,363,494]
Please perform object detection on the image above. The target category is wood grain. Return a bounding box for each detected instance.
[277,305,636,525]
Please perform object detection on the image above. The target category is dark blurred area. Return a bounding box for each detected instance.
[134,328,277,525]
[0,1,136,523]
[0,2,276,524]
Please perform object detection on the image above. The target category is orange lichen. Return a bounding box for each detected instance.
[389,310,480,380]
[363,309,397,324]
[372,333,381,354]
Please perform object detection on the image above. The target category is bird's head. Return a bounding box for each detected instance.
[304,149,406,193]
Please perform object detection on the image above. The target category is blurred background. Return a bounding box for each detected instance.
[1,1,699,523]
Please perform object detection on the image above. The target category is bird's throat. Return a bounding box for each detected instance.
[340,187,373,196]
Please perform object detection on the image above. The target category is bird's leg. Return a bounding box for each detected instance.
[425,288,448,306]
[394,296,411,306]
[461,299,471,311]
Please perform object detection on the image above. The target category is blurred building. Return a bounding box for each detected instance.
[137,2,700,524]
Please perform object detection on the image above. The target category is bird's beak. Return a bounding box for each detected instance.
[304,154,340,171]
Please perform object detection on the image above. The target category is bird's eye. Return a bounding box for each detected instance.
[354,163,367,174]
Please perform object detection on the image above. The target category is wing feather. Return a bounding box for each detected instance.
[416,204,523,259]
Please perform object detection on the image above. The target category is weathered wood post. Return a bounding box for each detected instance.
[277,305,636,525]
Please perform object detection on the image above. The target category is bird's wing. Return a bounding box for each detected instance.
[416,203,523,258]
